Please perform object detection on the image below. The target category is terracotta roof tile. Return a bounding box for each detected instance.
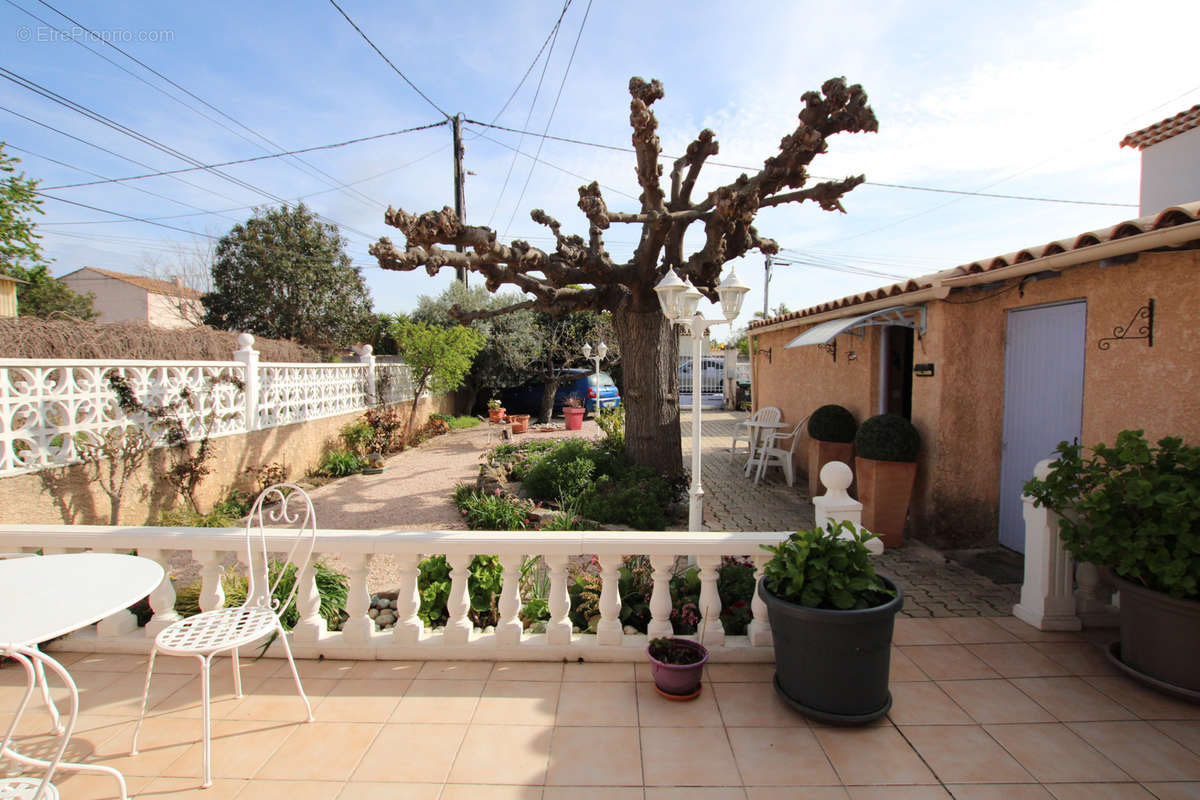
[1120,104,1200,150]
[67,267,202,299]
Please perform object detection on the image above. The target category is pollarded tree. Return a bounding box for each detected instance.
[371,77,877,475]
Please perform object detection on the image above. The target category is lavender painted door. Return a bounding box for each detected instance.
[998,301,1086,552]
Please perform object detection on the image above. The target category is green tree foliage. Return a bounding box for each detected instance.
[390,320,483,442]
[0,144,97,319]
[203,203,373,351]
[521,310,618,422]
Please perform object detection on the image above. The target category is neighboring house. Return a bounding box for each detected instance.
[1121,104,1200,215]
[58,267,202,329]
[749,111,1200,553]
[0,275,26,317]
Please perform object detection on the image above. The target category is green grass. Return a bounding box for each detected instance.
[431,413,481,430]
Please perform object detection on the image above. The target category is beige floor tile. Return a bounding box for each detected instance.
[706,663,775,682]
[389,678,483,724]
[546,788,641,799]
[634,662,656,682]
[938,679,1055,724]
[148,670,261,720]
[933,617,1020,644]
[1139,782,1200,800]
[893,618,957,646]
[256,721,381,781]
[441,786,544,799]
[342,660,422,680]
[69,654,149,673]
[350,722,466,783]
[1068,720,1200,781]
[1083,677,1200,720]
[448,724,553,785]
[887,682,972,725]
[728,726,839,785]
[713,681,808,727]
[992,618,1085,643]
[562,662,635,682]
[160,718,297,780]
[901,646,999,681]
[491,662,565,682]
[335,782,442,799]
[90,717,199,777]
[748,788,847,800]
[900,724,1033,783]
[1150,720,1200,755]
[137,776,247,798]
[967,644,1071,678]
[556,681,638,726]
[77,672,193,717]
[636,679,723,727]
[1045,784,1157,799]
[472,680,560,725]
[982,723,1129,782]
[890,648,928,682]
[813,724,938,785]
[845,789,953,800]
[46,772,151,800]
[545,726,642,785]
[651,789,747,799]
[946,785,1053,799]
[312,678,409,723]
[292,659,357,680]
[1010,677,1136,722]
[221,677,335,722]
[416,660,494,680]
[640,726,740,787]
[229,779,344,799]
[1030,642,1120,677]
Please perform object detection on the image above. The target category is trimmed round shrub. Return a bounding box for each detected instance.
[854,414,920,462]
[807,404,857,443]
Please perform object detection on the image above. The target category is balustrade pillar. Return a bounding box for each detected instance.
[495,554,524,647]
[647,555,674,640]
[812,461,862,530]
[233,333,259,432]
[444,554,473,645]
[1013,459,1082,631]
[342,554,373,644]
[596,555,623,646]
[696,555,725,646]
[545,555,572,645]
[97,548,139,637]
[748,553,772,646]
[292,555,327,642]
[391,554,423,645]
[141,548,181,637]
[195,550,225,613]
[1076,562,1119,627]
[360,345,376,406]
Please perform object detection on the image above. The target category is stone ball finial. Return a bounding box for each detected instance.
[361,344,373,356]
[1033,458,1055,481]
[237,333,255,349]
[819,460,853,495]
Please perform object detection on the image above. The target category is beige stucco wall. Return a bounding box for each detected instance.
[0,279,16,317]
[146,292,200,329]
[0,394,454,526]
[61,270,148,325]
[751,249,1200,549]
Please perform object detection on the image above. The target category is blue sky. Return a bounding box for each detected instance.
[5,0,1199,334]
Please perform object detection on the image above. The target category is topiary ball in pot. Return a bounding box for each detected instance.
[854,414,920,462]
[854,414,920,547]
[807,405,857,443]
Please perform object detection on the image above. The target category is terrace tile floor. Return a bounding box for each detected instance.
[5,617,1199,799]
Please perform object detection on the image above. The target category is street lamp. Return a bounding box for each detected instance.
[655,266,750,531]
[581,341,608,413]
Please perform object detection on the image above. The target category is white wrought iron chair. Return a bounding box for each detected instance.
[731,406,781,456]
[131,483,316,788]
[751,417,807,486]
[2,643,128,800]
[0,553,62,736]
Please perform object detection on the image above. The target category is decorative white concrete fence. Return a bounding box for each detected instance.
[0,336,415,477]
[0,464,875,662]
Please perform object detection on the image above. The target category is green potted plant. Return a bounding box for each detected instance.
[758,520,901,723]
[806,404,858,499]
[647,636,709,700]
[1024,430,1200,698]
[854,414,920,548]
[487,397,506,423]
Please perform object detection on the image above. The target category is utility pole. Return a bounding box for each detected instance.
[763,253,772,318]
[452,114,468,286]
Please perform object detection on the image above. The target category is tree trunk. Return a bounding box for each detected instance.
[612,305,682,477]
[538,379,561,424]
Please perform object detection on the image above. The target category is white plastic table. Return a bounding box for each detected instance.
[742,419,788,477]
[1,552,164,799]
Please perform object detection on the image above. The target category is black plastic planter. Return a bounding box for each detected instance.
[758,575,903,724]
[1106,574,1200,702]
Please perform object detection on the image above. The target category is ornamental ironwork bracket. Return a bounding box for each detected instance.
[816,339,837,362]
[1098,298,1154,350]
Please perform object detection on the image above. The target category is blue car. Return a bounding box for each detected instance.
[502,369,621,415]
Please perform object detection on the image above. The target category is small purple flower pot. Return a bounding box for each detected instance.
[647,638,709,699]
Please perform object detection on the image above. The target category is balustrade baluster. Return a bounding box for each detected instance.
[596,555,623,646]
[696,555,725,646]
[141,548,181,637]
[292,556,326,642]
[496,554,523,647]
[444,554,473,645]
[391,554,423,645]
[342,554,373,644]
[647,555,674,640]
[545,555,572,645]
[195,550,226,613]
[748,553,772,646]
[97,548,139,637]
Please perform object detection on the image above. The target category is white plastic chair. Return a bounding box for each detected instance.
[131,483,316,788]
[1,643,128,800]
[731,406,781,456]
[752,418,807,486]
[0,553,62,736]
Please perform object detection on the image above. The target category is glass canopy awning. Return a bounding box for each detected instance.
[783,305,926,349]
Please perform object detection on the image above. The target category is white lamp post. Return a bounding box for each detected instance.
[655,266,750,531]
[581,341,608,412]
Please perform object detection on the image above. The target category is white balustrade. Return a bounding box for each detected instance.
[647,555,674,640]
[1013,459,1083,631]
[495,554,523,647]
[391,554,423,645]
[342,554,373,645]
[196,550,226,613]
[596,555,623,646]
[545,555,572,646]
[696,555,725,647]
[747,553,772,646]
[141,548,181,636]
[444,554,473,645]
[292,557,327,643]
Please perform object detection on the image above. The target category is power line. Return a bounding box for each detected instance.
[326,0,451,120]
[466,125,637,201]
[36,192,220,239]
[487,0,574,125]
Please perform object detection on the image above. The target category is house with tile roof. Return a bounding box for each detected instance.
[1120,103,1200,215]
[57,267,203,329]
[748,111,1200,553]
[0,274,26,317]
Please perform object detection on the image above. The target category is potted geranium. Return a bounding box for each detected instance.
[563,395,585,431]
[1024,430,1200,698]
[487,397,506,423]
[758,520,902,723]
[854,414,920,548]
[806,404,857,499]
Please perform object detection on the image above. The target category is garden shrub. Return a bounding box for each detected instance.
[159,489,252,527]
[431,413,481,430]
[362,407,405,453]
[417,554,504,628]
[340,420,375,455]
[317,448,364,478]
[453,484,538,530]
[521,438,610,500]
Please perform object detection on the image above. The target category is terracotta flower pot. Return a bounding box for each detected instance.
[808,439,855,499]
[509,414,530,434]
[854,457,917,548]
[563,407,585,430]
[488,407,506,423]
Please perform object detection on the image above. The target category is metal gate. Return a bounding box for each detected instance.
[678,356,725,395]
[998,301,1086,552]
